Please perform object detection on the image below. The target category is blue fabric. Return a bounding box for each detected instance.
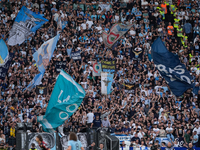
[37,70,86,132]
[0,39,8,64]
[14,6,48,33]
[24,72,44,91]
[7,6,48,46]
[151,38,193,96]
[0,53,13,80]
[33,34,59,73]
[166,134,174,142]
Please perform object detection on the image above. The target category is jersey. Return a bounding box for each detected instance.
[68,140,82,150]
[39,141,48,150]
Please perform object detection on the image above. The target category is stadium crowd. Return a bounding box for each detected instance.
[0,0,200,149]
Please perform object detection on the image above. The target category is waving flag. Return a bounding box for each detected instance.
[0,39,9,65]
[0,39,13,80]
[7,6,48,46]
[102,23,133,48]
[24,72,44,91]
[151,38,193,96]
[101,72,114,95]
[33,34,59,73]
[38,70,86,132]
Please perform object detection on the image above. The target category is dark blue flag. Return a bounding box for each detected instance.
[151,38,193,96]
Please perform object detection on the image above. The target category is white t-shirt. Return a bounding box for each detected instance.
[153,128,160,132]
[86,20,93,28]
[166,127,173,133]
[193,127,200,134]
[87,112,94,123]
[129,30,136,36]
[81,23,86,30]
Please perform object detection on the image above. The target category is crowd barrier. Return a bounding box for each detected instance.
[120,148,200,150]
[160,148,200,150]
[112,134,200,150]
[16,128,119,150]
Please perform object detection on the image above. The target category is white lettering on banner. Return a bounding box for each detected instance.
[156,64,191,84]
[58,90,71,103]
[66,104,78,113]
[115,135,131,142]
[59,111,69,120]
[59,104,78,120]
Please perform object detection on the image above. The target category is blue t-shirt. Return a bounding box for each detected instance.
[68,140,82,150]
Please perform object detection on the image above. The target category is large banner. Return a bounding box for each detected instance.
[101,60,116,73]
[37,70,86,132]
[101,72,114,95]
[25,133,56,150]
[151,38,193,96]
[60,133,88,150]
[71,51,81,61]
[102,23,133,48]
[7,6,48,46]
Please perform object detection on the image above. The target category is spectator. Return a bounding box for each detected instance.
[184,130,191,145]
[0,0,200,149]
[166,123,175,142]
[187,143,195,150]
[192,131,199,147]
[87,109,94,127]
[122,123,131,135]
[91,115,102,128]
[99,143,104,150]
[102,116,110,128]
[9,124,16,147]
[165,142,174,150]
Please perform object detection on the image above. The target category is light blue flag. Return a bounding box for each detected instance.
[37,70,86,132]
[33,34,59,73]
[24,72,44,91]
[101,72,114,95]
[0,39,8,65]
[7,6,48,46]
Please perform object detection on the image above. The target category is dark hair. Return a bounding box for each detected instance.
[31,143,35,147]
[36,135,43,142]
[69,132,78,141]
